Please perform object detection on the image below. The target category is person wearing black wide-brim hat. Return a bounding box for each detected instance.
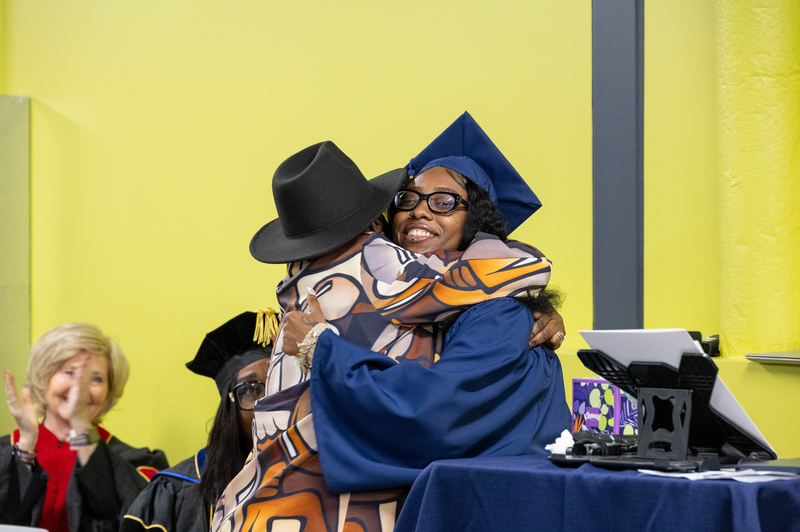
[246,140,414,397]
[122,311,275,532]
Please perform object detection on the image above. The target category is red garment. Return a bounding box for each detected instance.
[13,424,110,532]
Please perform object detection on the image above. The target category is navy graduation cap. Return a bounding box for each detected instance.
[407,112,541,233]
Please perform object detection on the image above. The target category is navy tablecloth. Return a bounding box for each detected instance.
[394,455,800,532]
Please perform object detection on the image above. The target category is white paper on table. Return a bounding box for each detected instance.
[638,468,800,483]
[578,329,776,457]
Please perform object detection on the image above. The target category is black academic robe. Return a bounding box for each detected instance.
[0,427,168,532]
[121,449,209,532]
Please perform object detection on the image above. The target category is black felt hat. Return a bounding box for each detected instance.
[250,141,407,264]
[185,312,271,394]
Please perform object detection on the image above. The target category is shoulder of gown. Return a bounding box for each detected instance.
[122,450,208,532]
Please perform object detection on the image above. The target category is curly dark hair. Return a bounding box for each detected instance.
[455,174,509,250]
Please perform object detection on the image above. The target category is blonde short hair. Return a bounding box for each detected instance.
[27,323,130,423]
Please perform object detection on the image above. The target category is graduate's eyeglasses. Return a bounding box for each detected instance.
[393,190,468,215]
[228,380,266,411]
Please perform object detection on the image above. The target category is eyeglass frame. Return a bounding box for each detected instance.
[227,380,266,411]
[393,189,469,215]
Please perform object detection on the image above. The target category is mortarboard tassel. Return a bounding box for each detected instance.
[253,308,280,347]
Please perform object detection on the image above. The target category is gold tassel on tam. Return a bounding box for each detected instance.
[253,307,280,346]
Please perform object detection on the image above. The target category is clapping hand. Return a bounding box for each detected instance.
[66,354,94,432]
[4,370,39,451]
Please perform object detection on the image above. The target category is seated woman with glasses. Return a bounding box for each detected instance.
[121,311,274,532]
[212,113,570,532]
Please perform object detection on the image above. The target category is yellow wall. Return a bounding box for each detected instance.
[0,1,593,462]
[644,1,720,335]
[716,0,800,357]
[1,0,797,463]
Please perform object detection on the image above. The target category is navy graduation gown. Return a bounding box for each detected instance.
[310,297,572,494]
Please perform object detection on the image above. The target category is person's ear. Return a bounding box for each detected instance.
[369,217,385,233]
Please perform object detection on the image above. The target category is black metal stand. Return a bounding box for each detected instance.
[637,387,692,460]
[573,349,776,465]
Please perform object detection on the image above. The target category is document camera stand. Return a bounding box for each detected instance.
[550,349,776,472]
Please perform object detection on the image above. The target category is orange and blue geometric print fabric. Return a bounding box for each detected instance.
[212,381,407,532]
[266,231,551,396]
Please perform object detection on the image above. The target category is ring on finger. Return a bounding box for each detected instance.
[556,331,565,344]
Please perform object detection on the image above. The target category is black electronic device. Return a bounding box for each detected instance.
[549,329,776,472]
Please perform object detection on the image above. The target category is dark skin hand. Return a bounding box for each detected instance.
[530,309,566,350]
[281,289,327,357]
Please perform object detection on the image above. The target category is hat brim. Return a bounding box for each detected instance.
[250,167,407,264]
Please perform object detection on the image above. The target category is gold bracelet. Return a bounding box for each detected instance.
[296,323,330,374]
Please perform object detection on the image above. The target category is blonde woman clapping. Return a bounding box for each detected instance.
[1,323,168,532]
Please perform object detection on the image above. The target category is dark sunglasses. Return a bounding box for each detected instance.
[394,190,468,215]
[228,380,266,411]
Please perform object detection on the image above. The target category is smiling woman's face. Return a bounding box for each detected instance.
[45,352,109,424]
[391,166,469,254]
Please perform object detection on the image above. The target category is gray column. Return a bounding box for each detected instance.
[592,0,644,329]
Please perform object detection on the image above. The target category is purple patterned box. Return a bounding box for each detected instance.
[572,378,638,435]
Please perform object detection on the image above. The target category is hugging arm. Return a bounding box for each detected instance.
[308,297,571,493]
[530,308,566,350]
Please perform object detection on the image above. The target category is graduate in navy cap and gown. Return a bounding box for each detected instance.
[211,113,570,532]
[121,311,274,532]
